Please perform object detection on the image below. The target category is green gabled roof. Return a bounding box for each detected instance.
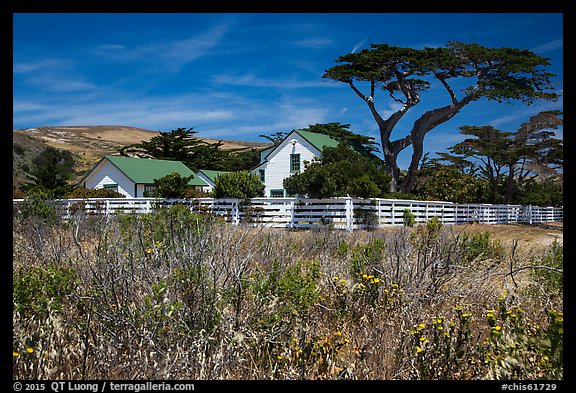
[294,130,375,158]
[295,130,341,152]
[197,169,229,183]
[103,156,204,186]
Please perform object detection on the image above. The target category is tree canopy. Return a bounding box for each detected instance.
[21,147,75,197]
[119,127,260,172]
[432,110,563,204]
[323,41,559,193]
[283,143,390,198]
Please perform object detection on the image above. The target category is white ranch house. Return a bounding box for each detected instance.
[81,155,209,198]
[251,129,371,198]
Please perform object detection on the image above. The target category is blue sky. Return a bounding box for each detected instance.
[13,13,563,169]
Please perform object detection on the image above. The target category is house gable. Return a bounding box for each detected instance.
[250,130,324,197]
[82,158,137,197]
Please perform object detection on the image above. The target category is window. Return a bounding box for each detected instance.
[103,183,118,192]
[290,154,300,173]
[259,169,265,182]
[144,184,156,194]
[270,189,285,198]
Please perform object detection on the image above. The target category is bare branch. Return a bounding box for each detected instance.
[435,73,458,104]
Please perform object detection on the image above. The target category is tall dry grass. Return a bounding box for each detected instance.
[12,205,563,380]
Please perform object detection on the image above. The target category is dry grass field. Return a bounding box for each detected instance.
[12,203,563,381]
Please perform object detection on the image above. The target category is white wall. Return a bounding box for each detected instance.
[196,172,215,193]
[252,132,320,197]
[83,160,136,198]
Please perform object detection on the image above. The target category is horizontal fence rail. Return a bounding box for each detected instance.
[13,197,563,231]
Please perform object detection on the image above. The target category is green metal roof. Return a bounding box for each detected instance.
[103,156,205,186]
[294,130,375,158]
[197,169,229,183]
[295,130,341,151]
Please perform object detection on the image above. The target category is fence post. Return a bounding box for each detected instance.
[232,200,240,225]
[345,197,354,232]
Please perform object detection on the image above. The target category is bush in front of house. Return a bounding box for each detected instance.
[210,171,265,199]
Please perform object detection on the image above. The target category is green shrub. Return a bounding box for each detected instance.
[349,238,386,278]
[15,190,59,222]
[211,171,265,199]
[402,209,416,227]
[251,259,321,328]
[528,240,563,299]
[13,263,77,319]
[171,264,220,333]
[460,231,505,264]
[408,305,476,379]
[480,293,563,379]
[145,171,194,198]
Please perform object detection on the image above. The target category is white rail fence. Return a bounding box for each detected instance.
[13,197,563,231]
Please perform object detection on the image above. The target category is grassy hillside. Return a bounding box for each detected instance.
[13,125,271,190]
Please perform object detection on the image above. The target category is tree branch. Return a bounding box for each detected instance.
[435,73,458,105]
[507,265,563,275]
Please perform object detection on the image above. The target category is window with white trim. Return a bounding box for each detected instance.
[290,154,300,173]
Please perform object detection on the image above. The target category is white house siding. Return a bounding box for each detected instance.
[196,172,215,193]
[252,132,320,197]
[83,160,136,198]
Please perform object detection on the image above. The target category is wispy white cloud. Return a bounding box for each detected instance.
[211,72,327,89]
[23,75,98,93]
[351,38,366,53]
[90,24,229,72]
[531,38,562,53]
[13,58,67,74]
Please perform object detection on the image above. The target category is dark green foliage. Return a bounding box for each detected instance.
[15,189,60,222]
[211,171,265,199]
[259,131,287,145]
[13,263,77,319]
[146,171,194,198]
[21,147,75,197]
[119,127,261,172]
[283,143,390,198]
[515,179,563,207]
[402,209,416,227]
[415,165,490,203]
